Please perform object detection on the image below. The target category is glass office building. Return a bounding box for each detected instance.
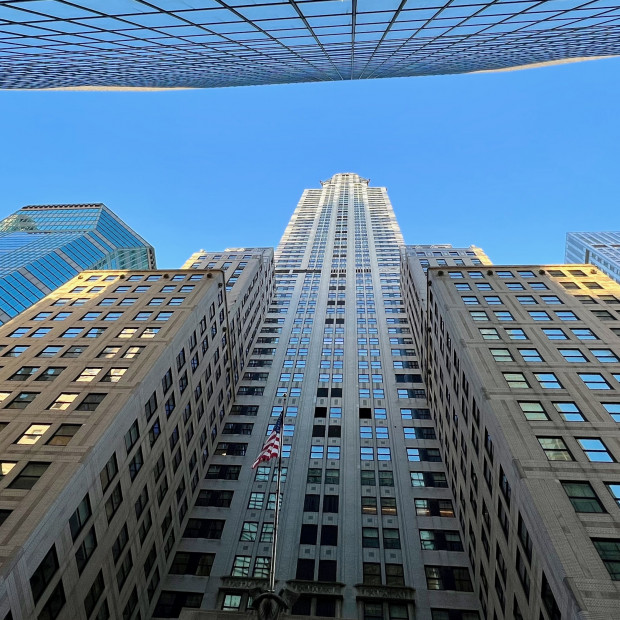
[0,1,618,89]
[0,203,155,324]
[566,231,620,284]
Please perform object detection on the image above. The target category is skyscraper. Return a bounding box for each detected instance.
[2,175,620,620]
[402,254,620,620]
[174,174,481,619]
[0,1,618,89]
[0,203,155,325]
[0,252,273,620]
[566,231,620,284]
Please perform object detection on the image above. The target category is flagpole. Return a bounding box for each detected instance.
[269,412,283,593]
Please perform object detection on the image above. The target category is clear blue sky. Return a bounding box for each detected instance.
[1,57,619,269]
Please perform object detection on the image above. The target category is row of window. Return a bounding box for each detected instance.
[480,326,604,341]
[490,346,617,363]
[470,309,616,322]
[0,344,144,360]
[503,370,620,391]
[0,390,106,411]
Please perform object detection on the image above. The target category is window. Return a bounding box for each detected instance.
[503,373,529,388]
[101,368,127,383]
[579,373,611,390]
[9,461,50,489]
[519,348,543,362]
[123,346,144,359]
[76,393,106,411]
[543,328,568,340]
[505,328,527,340]
[516,295,537,305]
[606,484,620,507]
[362,527,380,548]
[6,391,39,409]
[561,482,605,513]
[75,368,102,382]
[100,454,118,492]
[37,346,62,358]
[578,438,615,462]
[494,311,514,321]
[469,311,488,321]
[75,526,97,573]
[556,310,578,321]
[554,402,585,422]
[491,348,513,362]
[480,328,500,340]
[425,566,473,591]
[484,296,502,305]
[538,437,573,461]
[30,545,59,603]
[603,403,620,422]
[591,540,620,585]
[383,529,401,549]
[559,348,586,363]
[518,401,549,421]
[9,366,39,380]
[420,530,463,551]
[47,424,80,446]
[534,372,562,389]
[98,346,120,358]
[591,349,619,363]
[529,310,550,321]
[571,328,598,340]
[124,420,140,452]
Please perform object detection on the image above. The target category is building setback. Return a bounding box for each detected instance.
[0,204,155,325]
[402,255,620,620]
[566,232,620,284]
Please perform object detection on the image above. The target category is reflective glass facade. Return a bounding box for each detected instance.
[0,1,618,89]
[566,231,620,284]
[0,204,155,324]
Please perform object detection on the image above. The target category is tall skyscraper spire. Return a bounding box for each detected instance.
[181,173,481,618]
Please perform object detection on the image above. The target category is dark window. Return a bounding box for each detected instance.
[304,494,320,512]
[30,545,59,603]
[296,559,314,580]
[300,524,318,545]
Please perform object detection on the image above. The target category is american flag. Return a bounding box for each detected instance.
[251,414,283,469]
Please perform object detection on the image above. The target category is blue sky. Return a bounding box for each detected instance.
[1,56,619,268]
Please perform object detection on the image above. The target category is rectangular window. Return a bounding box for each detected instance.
[518,401,549,421]
[553,402,585,422]
[535,372,562,389]
[561,481,605,513]
[579,373,611,390]
[538,437,573,461]
[592,540,620,580]
[578,438,615,462]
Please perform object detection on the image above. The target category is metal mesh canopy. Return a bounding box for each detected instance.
[1,0,619,89]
